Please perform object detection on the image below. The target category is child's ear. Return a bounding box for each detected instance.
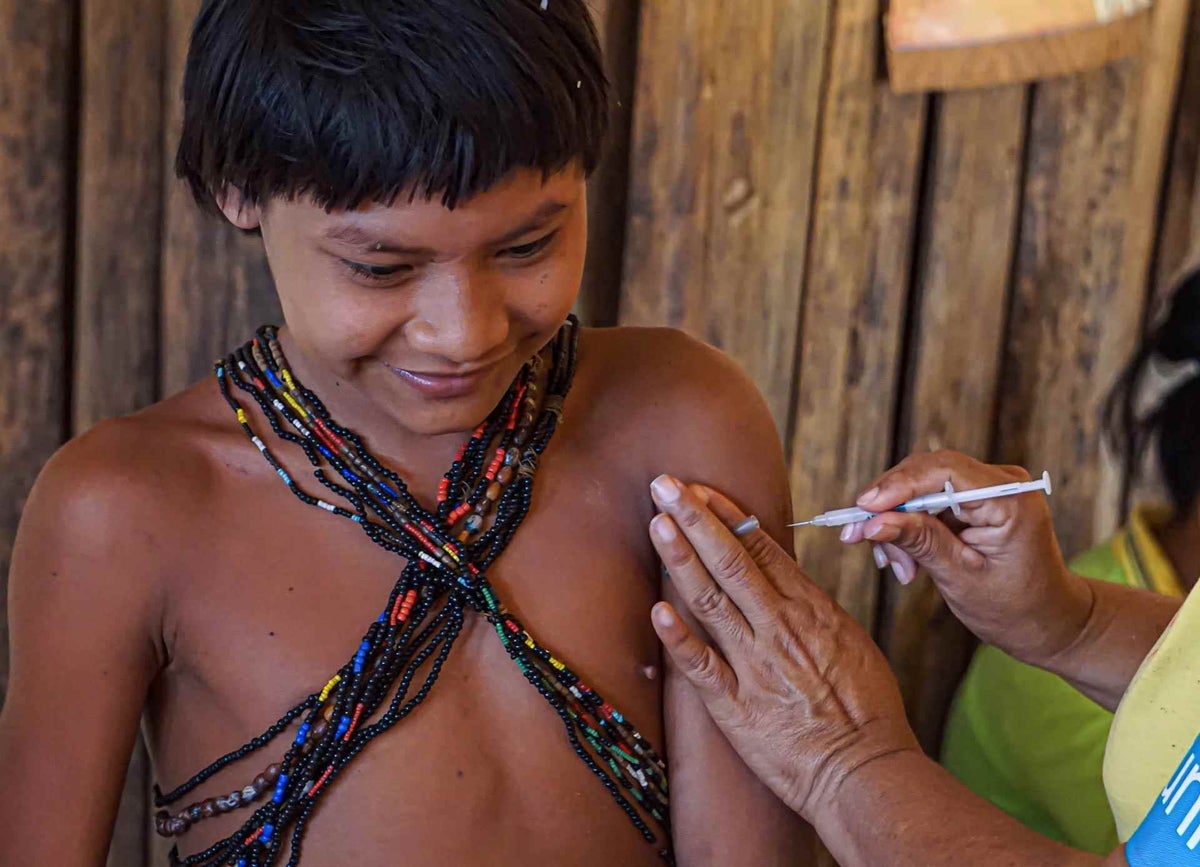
[215,187,262,231]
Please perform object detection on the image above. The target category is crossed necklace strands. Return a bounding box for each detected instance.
[155,317,672,866]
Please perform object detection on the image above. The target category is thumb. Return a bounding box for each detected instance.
[863,512,986,579]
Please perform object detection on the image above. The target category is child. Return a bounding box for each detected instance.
[0,1,809,865]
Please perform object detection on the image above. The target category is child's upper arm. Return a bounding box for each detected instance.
[633,330,814,864]
[0,420,169,865]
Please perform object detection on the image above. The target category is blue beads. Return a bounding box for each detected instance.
[353,640,371,673]
[264,368,283,389]
[294,723,310,746]
[271,774,288,804]
[276,468,292,485]
[261,822,275,843]
[316,443,335,461]
[380,482,400,499]
[335,715,351,739]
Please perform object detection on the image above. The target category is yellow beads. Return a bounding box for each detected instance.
[283,391,308,419]
[318,674,342,702]
[237,409,248,425]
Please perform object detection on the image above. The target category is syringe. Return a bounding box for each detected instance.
[790,471,1052,528]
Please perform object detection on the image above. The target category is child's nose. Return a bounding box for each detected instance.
[408,268,510,364]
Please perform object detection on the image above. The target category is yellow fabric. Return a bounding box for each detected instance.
[941,505,1183,853]
[1105,572,1200,840]
[1112,505,1184,598]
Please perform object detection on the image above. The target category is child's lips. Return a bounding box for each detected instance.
[384,361,500,399]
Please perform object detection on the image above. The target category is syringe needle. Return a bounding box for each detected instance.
[788,520,813,527]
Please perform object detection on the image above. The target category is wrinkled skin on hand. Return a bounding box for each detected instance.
[647,476,918,822]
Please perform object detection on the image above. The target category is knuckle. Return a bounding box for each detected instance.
[676,506,707,531]
[714,544,752,584]
[905,520,939,561]
[692,584,731,620]
[691,648,725,686]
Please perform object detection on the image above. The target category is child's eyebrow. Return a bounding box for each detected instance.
[321,201,569,254]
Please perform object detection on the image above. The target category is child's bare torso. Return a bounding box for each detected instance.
[143,331,670,866]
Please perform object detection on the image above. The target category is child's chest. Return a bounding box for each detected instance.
[147,450,669,862]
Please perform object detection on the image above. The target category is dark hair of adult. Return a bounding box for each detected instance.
[1104,269,1200,513]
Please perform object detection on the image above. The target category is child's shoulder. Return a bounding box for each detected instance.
[579,325,759,409]
[27,378,236,552]
[574,326,779,469]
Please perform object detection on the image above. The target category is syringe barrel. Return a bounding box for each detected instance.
[815,506,877,527]
[900,493,954,514]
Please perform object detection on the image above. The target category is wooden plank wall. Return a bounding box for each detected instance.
[0,1,1196,863]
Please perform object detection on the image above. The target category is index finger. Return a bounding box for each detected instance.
[650,475,780,623]
[694,485,808,599]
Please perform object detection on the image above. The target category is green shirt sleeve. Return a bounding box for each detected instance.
[940,542,1131,855]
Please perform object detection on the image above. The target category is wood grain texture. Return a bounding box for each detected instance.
[160,0,280,395]
[76,0,164,433]
[0,0,73,700]
[788,0,927,627]
[578,0,640,327]
[997,63,1141,558]
[1151,0,1200,302]
[880,85,1028,753]
[620,0,830,429]
[75,3,168,862]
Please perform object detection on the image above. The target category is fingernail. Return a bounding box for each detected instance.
[651,514,677,542]
[891,561,911,585]
[865,523,881,540]
[693,485,711,505]
[839,524,854,543]
[651,474,682,505]
[652,603,676,628]
[857,486,880,506]
[873,544,889,569]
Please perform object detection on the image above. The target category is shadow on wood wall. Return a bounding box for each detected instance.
[2,0,1199,864]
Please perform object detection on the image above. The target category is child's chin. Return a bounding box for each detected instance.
[389,393,504,438]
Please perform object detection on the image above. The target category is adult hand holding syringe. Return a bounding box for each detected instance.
[834,451,1085,667]
[791,472,1052,528]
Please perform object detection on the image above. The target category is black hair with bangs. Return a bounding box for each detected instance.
[175,0,609,214]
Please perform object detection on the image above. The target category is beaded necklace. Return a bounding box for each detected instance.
[155,318,672,866]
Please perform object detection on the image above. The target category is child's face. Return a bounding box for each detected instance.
[227,167,586,437]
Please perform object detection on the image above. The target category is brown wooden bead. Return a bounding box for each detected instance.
[474,499,492,516]
[311,718,328,740]
[486,482,502,502]
[497,466,515,484]
[253,774,269,794]
[322,703,334,722]
[200,799,217,818]
[265,763,282,783]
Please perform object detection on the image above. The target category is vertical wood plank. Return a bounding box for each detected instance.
[880,85,1028,753]
[619,1,718,342]
[578,0,639,327]
[161,0,279,396]
[996,63,1141,558]
[77,2,167,863]
[76,0,164,431]
[787,0,926,627]
[620,0,830,429]
[1151,0,1200,301]
[0,0,73,698]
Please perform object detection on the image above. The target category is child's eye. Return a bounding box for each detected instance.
[501,231,557,260]
[343,260,411,283]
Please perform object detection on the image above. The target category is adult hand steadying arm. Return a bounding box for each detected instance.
[645,474,1127,867]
